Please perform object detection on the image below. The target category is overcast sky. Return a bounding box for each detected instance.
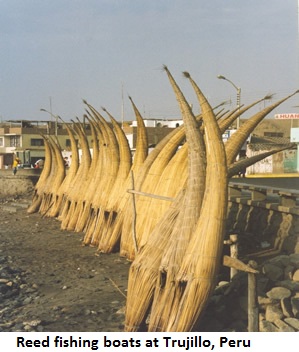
[0,0,298,122]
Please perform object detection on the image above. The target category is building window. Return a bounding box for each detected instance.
[65,139,78,147]
[264,132,283,138]
[31,138,44,146]
[10,136,21,147]
[0,137,3,147]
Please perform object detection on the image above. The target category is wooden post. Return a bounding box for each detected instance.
[229,234,238,280]
[248,260,259,332]
[130,171,138,254]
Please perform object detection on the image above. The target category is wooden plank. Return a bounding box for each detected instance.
[223,255,259,274]
[127,189,175,202]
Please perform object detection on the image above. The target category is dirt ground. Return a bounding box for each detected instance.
[3,191,297,333]
[0,193,130,332]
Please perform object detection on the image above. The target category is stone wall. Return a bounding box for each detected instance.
[197,254,299,332]
[220,197,299,332]
[227,198,299,256]
[0,173,39,197]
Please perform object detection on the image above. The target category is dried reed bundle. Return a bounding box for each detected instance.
[75,116,106,232]
[137,67,207,253]
[134,127,185,212]
[46,123,80,218]
[35,139,56,214]
[101,108,132,210]
[81,117,111,244]
[94,99,152,252]
[126,84,297,331]
[95,97,151,252]
[138,98,236,246]
[81,103,120,246]
[97,108,132,252]
[228,145,295,178]
[26,69,297,332]
[128,96,148,172]
[120,122,186,260]
[215,107,234,122]
[39,136,66,215]
[65,118,100,230]
[140,100,237,250]
[125,188,186,331]
[160,71,227,331]
[225,91,299,165]
[146,69,208,331]
[27,135,52,214]
[125,67,208,331]
[59,121,92,230]
[137,143,188,249]
[218,94,274,133]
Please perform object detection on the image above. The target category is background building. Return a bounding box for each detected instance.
[0,120,92,169]
[0,117,297,174]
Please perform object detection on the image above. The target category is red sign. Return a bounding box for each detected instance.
[275,113,299,119]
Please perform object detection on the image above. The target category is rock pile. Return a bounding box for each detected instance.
[196,253,299,332]
[0,255,41,332]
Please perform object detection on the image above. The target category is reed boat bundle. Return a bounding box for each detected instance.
[120,124,187,260]
[125,101,244,256]
[225,91,299,166]
[81,114,114,229]
[74,117,107,234]
[59,120,92,230]
[27,135,52,214]
[38,136,66,216]
[157,71,227,332]
[125,66,207,331]
[64,118,100,231]
[94,98,150,252]
[121,89,298,265]
[58,121,92,228]
[94,107,133,251]
[88,109,132,252]
[75,112,110,236]
[148,70,216,331]
[128,96,149,172]
[103,117,186,255]
[124,188,186,331]
[46,122,80,218]
[81,98,149,251]
[81,105,120,246]
[218,94,274,133]
[27,68,298,331]
[228,145,295,178]
[136,143,189,251]
[124,69,298,332]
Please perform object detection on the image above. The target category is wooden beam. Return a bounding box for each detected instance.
[127,189,175,202]
[223,255,259,274]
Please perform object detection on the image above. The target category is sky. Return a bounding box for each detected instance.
[0,0,298,122]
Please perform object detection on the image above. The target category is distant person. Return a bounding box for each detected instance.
[238,153,248,178]
[63,157,69,167]
[238,167,247,178]
[12,157,20,175]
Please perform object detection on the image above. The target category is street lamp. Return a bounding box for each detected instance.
[40,108,59,137]
[217,75,241,129]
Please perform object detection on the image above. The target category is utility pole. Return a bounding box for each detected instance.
[217,75,241,129]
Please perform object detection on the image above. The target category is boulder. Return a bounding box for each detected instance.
[266,287,291,300]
